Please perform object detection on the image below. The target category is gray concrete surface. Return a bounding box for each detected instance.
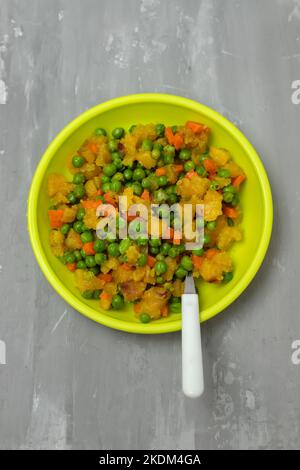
[0,0,300,450]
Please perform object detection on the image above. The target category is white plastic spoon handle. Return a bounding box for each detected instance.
[181,294,204,398]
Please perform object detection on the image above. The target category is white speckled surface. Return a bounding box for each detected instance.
[0,0,300,450]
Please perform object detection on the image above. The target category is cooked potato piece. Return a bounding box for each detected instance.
[197,252,232,282]
[120,281,147,302]
[138,287,171,319]
[217,226,242,250]
[65,229,83,250]
[177,175,210,201]
[49,229,65,257]
[209,147,231,167]
[204,190,223,221]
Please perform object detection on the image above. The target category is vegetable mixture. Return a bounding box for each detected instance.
[47,121,246,323]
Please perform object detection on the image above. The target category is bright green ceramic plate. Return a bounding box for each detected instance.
[27,94,273,334]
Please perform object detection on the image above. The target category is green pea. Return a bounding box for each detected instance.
[61,224,71,235]
[158,175,168,187]
[73,173,85,184]
[77,260,87,269]
[192,248,204,256]
[153,189,167,203]
[136,237,148,246]
[175,267,188,279]
[137,253,147,267]
[169,303,181,313]
[80,249,86,259]
[179,149,191,161]
[112,127,125,139]
[141,178,151,189]
[94,239,106,253]
[150,238,161,247]
[101,175,110,183]
[133,168,146,181]
[89,266,100,275]
[129,124,136,133]
[104,163,117,177]
[72,155,86,168]
[196,165,208,177]
[168,194,178,204]
[102,182,111,193]
[163,145,175,157]
[107,242,120,257]
[85,255,97,268]
[140,313,151,323]
[156,276,164,284]
[64,252,76,264]
[111,151,122,161]
[95,127,107,136]
[141,139,153,151]
[180,255,193,271]
[108,140,118,152]
[112,294,124,310]
[203,233,211,245]
[155,123,165,137]
[67,192,77,204]
[73,184,86,199]
[223,192,234,203]
[153,142,163,151]
[223,271,233,283]
[82,290,94,299]
[110,180,122,193]
[160,242,171,255]
[207,221,217,231]
[95,253,107,265]
[210,181,219,191]
[119,238,131,255]
[172,125,178,133]
[124,168,133,181]
[169,247,179,258]
[227,218,234,227]
[163,153,174,165]
[73,250,82,262]
[112,172,124,182]
[217,169,231,177]
[170,296,180,304]
[150,246,159,255]
[184,161,195,172]
[152,148,161,160]
[73,221,84,233]
[81,231,94,243]
[231,194,240,207]
[93,289,101,299]
[132,183,142,196]
[154,260,168,275]
[223,184,237,194]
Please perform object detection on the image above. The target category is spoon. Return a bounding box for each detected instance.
[181,275,204,398]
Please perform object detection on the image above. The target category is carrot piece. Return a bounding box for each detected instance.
[173,164,184,173]
[203,158,217,174]
[185,170,197,179]
[127,213,137,222]
[161,304,169,317]
[173,133,184,150]
[165,127,175,144]
[98,273,113,283]
[82,242,96,255]
[173,238,181,245]
[223,206,238,218]
[134,303,142,314]
[87,142,98,154]
[120,263,132,271]
[232,174,246,188]
[95,189,103,196]
[166,227,174,238]
[100,292,112,301]
[147,255,156,268]
[156,167,167,176]
[66,263,76,272]
[81,199,102,209]
[205,248,219,260]
[192,255,204,269]
[141,189,150,201]
[186,121,208,134]
[48,209,64,229]
[103,192,116,205]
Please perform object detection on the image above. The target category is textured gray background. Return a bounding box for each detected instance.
[0,0,300,450]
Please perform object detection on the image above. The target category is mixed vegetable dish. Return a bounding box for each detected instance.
[47,121,246,323]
